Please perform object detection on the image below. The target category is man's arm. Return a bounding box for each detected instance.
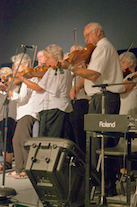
[58,60,101,82]
[72,66,101,82]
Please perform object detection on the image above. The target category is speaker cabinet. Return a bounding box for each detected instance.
[24,137,87,207]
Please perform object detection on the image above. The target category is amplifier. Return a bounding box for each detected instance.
[84,114,137,132]
[24,137,101,207]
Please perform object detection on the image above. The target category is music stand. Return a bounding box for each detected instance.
[0,49,27,201]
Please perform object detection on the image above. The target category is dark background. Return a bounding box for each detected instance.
[0,0,137,66]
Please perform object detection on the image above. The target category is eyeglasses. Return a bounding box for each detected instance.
[84,28,97,39]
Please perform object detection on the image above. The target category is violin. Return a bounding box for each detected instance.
[123,68,131,78]
[0,64,59,89]
[65,43,96,67]
[0,73,22,91]
[20,63,61,79]
[20,64,50,79]
[126,72,137,81]
[66,50,79,63]
[0,64,49,89]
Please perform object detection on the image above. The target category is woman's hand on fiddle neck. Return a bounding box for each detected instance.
[57,59,70,69]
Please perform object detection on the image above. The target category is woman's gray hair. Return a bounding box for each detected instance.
[44,44,64,60]
[0,67,12,75]
[11,53,31,67]
[120,52,137,68]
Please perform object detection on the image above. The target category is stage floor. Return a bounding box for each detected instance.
[0,174,136,207]
[0,156,136,207]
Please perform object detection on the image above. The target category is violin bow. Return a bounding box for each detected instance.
[73,28,77,104]
[121,42,134,61]
[31,45,37,68]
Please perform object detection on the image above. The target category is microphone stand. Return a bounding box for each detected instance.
[0,49,27,202]
[100,85,107,206]
[93,84,108,206]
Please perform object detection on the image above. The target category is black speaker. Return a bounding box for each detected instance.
[24,137,100,207]
[24,137,87,207]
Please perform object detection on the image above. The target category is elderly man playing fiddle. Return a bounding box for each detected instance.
[59,22,125,196]
[60,22,124,102]
[37,50,46,67]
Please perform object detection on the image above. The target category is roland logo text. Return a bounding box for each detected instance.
[99,121,116,128]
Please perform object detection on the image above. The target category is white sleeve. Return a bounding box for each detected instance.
[11,77,38,102]
[88,46,110,75]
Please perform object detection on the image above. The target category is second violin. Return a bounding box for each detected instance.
[20,64,50,79]
[1,64,51,88]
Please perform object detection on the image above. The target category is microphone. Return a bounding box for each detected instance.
[20,44,35,50]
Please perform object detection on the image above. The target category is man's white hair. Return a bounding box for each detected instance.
[85,22,105,35]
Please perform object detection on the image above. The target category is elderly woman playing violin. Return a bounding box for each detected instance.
[59,22,125,196]
[7,53,39,179]
[119,51,137,114]
[116,52,137,184]
[0,67,17,171]
[15,44,72,140]
[37,50,46,67]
